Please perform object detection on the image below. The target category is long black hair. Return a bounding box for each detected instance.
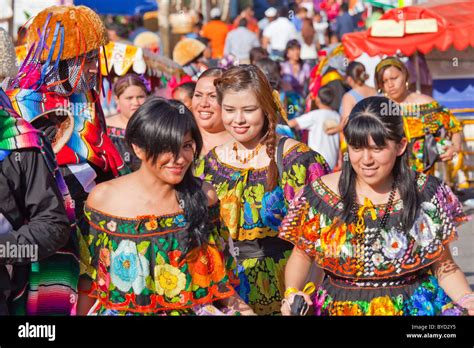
[125,97,210,250]
[338,96,419,231]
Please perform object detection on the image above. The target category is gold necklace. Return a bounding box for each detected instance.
[233,142,263,164]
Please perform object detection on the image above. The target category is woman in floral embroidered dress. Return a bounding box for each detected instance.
[374,57,462,176]
[280,97,474,316]
[77,97,254,315]
[201,65,331,315]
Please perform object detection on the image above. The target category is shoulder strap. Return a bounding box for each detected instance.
[276,137,288,180]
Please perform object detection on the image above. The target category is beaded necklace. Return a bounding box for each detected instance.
[232,142,263,164]
[351,181,397,245]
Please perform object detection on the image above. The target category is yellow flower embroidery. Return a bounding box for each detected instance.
[368,296,400,316]
[145,218,158,231]
[154,264,186,298]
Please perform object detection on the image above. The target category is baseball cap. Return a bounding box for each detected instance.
[264,7,277,17]
[210,7,222,18]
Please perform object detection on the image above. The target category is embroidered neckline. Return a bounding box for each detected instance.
[313,178,403,210]
[85,203,218,222]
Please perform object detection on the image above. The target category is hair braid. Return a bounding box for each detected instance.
[264,111,279,192]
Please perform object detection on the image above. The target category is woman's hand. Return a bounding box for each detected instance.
[439,145,457,162]
[457,293,474,316]
[281,292,313,316]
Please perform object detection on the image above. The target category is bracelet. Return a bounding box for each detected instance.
[456,293,474,308]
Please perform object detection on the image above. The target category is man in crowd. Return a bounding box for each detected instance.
[224,18,260,64]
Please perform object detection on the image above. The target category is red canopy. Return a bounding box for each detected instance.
[342,0,474,59]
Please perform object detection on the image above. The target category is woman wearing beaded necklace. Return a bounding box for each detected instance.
[280,96,473,316]
[374,57,462,175]
[201,65,331,315]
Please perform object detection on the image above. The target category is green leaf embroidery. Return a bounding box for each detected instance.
[156,252,167,265]
[145,275,155,290]
[137,240,151,255]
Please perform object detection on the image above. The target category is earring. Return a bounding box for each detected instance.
[405,81,409,89]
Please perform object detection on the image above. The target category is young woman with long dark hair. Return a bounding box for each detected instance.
[78,97,254,315]
[280,96,473,316]
[201,65,330,315]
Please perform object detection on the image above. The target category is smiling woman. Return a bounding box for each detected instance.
[280,96,474,316]
[200,65,331,315]
[191,68,234,158]
[78,97,255,316]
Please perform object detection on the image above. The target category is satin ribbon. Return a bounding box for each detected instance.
[355,197,378,235]
[284,282,317,298]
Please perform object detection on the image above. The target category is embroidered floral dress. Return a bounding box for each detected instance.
[81,203,238,315]
[202,140,330,315]
[106,126,141,172]
[402,102,461,173]
[280,173,468,316]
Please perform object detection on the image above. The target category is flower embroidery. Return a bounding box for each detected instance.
[154,264,186,298]
[145,218,158,231]
[371,253,384,268]
[260,186,287,231]
[381,228,408,260]
[106,220,117,232]
[220,193,240,237]
[99,248,111,267]
[368,296,400,316]
[307,162,327,185]
[320,222,347,257]
[186,245,226,288]
[110,240,150,294]
[174,214,186,228]
[410,202,438,248]
[283,183,295,201]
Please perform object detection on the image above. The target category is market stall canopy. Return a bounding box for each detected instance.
[16,42,184,79]
[343,0,474,59]
[73,0,157,15]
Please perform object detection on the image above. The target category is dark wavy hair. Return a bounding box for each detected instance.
[338,96,419,231]
[125,97,210,250]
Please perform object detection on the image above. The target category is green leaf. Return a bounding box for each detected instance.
[87,235,94,246]
[253,184,265,198]
[216,182,229,198]
[251,207,259,222]
[137,240,151,255]
[171,238,179,250]
[145,275,155,290]
[156,252,167,265]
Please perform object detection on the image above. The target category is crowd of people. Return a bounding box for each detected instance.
[0,1,473,317]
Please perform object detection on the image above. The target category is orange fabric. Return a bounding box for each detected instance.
[201,20,230,58]
[232,17,259,34]
[342,1,474,60]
